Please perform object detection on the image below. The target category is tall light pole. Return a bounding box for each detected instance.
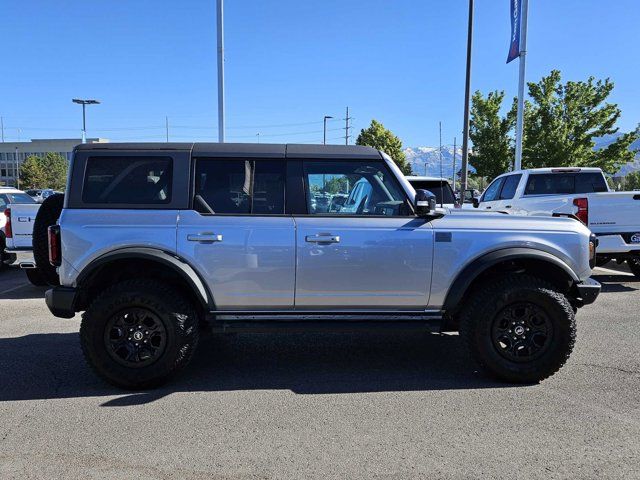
[216,0,225,143]
[14,146,19,189]
[460,0,474,197]
[323,115,333,145]
[514,0,529,171]
[72,99,100,143]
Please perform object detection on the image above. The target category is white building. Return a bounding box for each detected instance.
[0,138,108,187]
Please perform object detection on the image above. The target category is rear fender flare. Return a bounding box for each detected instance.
[76,247,212,309]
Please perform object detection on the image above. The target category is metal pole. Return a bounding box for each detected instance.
[460,0,474,194]
[514,0,529,171]
[439,122,444,207]
[216,0,225,143]
[82,103,87,144]
[324,117,327,145]
[165,116,169,142]
[1,116,4,142]
[14,147,19,189]
[344,107,350,145]
[452,137,457,193]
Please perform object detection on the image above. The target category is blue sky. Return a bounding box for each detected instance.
[1,0,638,147]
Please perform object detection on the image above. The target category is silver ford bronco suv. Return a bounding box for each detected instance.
[43,143,600,389]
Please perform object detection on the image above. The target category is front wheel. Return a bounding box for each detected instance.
[459,274,576,383]
[80,279,200,389]
[628,255,640,279]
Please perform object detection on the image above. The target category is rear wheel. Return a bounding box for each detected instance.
[25,268,48,286]
[628,255,640,279]
[32,193,64,286]
[459,274,576,383]
[80,279,200,389]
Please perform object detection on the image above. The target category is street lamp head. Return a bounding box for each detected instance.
[324,115,333,120]
[72,99,101,105]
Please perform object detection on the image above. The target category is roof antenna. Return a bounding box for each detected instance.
[439,121,444,208]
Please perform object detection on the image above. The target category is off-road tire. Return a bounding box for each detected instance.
[628,256,640,279]
[32,193,64,285]
[80,279,200,389]
[459,274,576,383]
[25,268,48,286]
[0,234,5,271]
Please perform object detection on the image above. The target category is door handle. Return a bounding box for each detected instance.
[505,205,512,209]
[305,234,340,244]
[187,233,223,243]
[486,206,492,209]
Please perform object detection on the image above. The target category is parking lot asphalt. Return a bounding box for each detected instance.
[0,266,639,479]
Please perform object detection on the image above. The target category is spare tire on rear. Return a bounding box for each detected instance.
[33,193,64,286]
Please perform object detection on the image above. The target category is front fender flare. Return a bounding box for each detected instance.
[442,247,579,314]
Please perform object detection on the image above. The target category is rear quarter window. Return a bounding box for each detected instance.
[82,156,173,204]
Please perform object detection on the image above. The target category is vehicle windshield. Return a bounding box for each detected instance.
[408,180,456,204]
[6,193,37,204]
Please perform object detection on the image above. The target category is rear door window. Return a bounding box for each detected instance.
[83,156,172,204]
[194,159,286,215]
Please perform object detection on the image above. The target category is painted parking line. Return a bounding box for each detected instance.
[595,266,634,276]
[0,283,31,296]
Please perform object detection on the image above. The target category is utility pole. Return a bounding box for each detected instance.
[452,137,457,193]
[514,0,529,171]
[439,122,444,207]
[344,106,351,145]
[1,116,4,142]
[460,0,474,195]
[165,116,169,142]
[323,115,333,145]
[216,0,225,143]
[14,146,19,189]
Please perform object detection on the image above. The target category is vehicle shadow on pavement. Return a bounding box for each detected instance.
[0,331,517,405]
[592,274,638,293]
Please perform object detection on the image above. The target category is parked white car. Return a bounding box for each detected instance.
[474,167,640,277]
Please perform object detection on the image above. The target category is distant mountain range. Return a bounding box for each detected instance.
[405,135,639,177]
[404,146,474,178]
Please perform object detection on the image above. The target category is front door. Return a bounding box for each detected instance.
[294,159,433,309]
[177,157,295,310]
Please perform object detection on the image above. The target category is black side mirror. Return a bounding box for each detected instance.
[472,197,479,208]
[415,189,437,216]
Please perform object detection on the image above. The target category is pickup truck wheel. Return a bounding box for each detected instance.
[628,256,640,279]
[80,279,200,389]
[32,193,65,286]
[459,274,576,383]
[25,268,48,286]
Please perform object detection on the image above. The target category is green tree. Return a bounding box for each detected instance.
[468,71,639,180]
[625,171,640,190]
[356,120,412,175]
[20,153,68,190]
[469,90,516,180]
[523,70,638,173]
[20,155,48,189]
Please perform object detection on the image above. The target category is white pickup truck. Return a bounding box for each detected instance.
[474,167,640,277]
[1,188,44,284]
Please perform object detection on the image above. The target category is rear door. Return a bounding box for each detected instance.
[294,159,433,309]
[177,156,295,310]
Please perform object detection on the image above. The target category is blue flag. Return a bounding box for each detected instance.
[507,0,522,63]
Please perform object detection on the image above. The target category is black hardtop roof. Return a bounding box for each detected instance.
[74,142,381,159]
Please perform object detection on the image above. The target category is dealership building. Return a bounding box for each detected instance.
[0,138,108,187]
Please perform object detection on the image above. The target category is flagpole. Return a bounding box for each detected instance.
[514,0,529,171]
